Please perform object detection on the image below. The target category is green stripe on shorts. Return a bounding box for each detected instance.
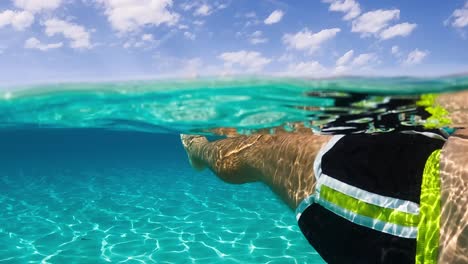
[320,185,419,227]
[416,149,441,264]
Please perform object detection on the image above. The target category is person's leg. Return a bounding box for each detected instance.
[181,134,263,184]
[181,133,332,209]
[439,128,468,264]
[180,135,210,171]
[436,90,468,128]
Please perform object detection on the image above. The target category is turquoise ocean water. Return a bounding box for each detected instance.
[0,77,467,263]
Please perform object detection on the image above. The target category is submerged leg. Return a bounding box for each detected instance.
[437,90,468,128]
[180,133,331,209]
[439,128,468,264]
[180,135,209,171]
[180,134,263,184]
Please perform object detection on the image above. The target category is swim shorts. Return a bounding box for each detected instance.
[296,132,445,264]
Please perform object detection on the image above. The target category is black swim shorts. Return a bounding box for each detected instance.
[296,132,445,264]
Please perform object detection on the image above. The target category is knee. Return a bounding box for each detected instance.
[213,153,256,184]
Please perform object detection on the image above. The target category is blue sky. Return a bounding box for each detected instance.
[0,0,467,84]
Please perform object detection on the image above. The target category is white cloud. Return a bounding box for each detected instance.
[323,0,361,20]
[193,20,204,26]
[0,10,34,31]
[249,31,268,44]
[142,34,154,41]
[245,12,257,19]
[277,53,296,63]
[125,41,144,48]
[264,10,284,25]
[180,57,203,78]
[449,1,468,28]
[216,3,228,10]
[182,1,227,17]
[183,31,196,40]
[194,4,212,16]
[241,12,261,27]
[122,34,157,48]
[352,9,400,36]
[180,2,196,11]
[44,19,92,49]
[334,65,349,74]
[123,41,132,49]
[403,49,428,65]
[151,55,224,77]
[283,28,341,54]
[13,0,62,13]
[96,0,179,32]
[24,37,63,51]
[333,51,378,74]
[336,49,354,66]
[391,45,400,55]
[351,53,377,67]
[218,50,271,71]
[379,22,417,40]
[245,19,261,27]
[278,51,378,77]
[250,38,267,45]
[285,61,327,77]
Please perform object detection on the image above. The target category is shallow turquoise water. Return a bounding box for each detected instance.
[0,77,467,263]
[0,130,324,263]
[1,76,467,134]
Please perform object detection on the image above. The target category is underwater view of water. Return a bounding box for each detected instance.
[0,77,467,263]
[1,130,325,263]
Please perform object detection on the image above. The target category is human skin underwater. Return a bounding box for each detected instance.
[181,90,468,263]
